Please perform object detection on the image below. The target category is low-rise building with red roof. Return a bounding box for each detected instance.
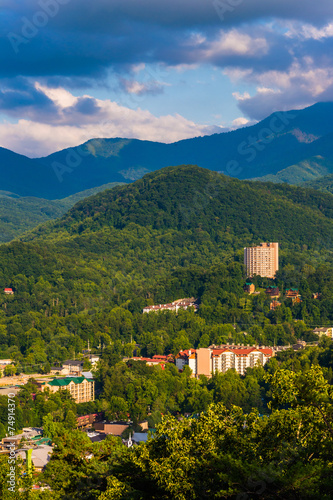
[176,345,273,377]
[143,298,198,314]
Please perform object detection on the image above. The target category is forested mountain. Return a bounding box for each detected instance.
[0,182,124,243]
[2,102,333,199]
[0,165,333,357]
[0,165,333,498]
[301,172,333,194]
[2,165,333,368]
[27,165,333,250]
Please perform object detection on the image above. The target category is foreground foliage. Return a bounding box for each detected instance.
[33,366,333,499]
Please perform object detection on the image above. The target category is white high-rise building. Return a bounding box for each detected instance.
[244,242,279,278]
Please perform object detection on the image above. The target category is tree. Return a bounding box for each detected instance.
[4,364,16,377]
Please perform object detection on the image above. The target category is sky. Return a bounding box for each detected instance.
[1,0,333,157]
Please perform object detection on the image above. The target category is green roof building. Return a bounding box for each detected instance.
[42,376,94,403]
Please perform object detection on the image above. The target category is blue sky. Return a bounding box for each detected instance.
[1,0,333,157]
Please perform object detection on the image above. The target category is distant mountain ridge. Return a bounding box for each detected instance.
[0,182,124,243]
[2,102,333,199]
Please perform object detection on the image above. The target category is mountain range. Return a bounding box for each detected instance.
[2,101,333,241]
[0,102,333,199]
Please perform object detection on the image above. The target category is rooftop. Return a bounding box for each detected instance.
[47,377,87,386]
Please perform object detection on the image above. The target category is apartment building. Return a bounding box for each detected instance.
[244,242,279,278]
[211,347,272,375]
[176,345,273,377]
[175,350,197,373]
[41,376,95,403]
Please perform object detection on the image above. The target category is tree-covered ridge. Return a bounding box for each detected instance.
[2,165,333,369]
[302,172,333,194]
[0,164,333,497]
[0,182,125,243]
[24,165,333,252]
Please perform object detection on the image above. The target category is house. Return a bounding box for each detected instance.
[124,356,171,369]
[143,297,198,314]
[4,288,14,295]
[265,286,280,299]
[243,283,255,294]
[270,300,281,311]
[312,293,321,299]
[62,360,84,375]
[0,428,43,451]
[94,421,131,436]
[85,354,100,366]
[50,366,68,376]
[76,412,104,429]
[0,359,13,365]
[17,445,53,472]
[94,420,148,436]
[285,288,302,303]
[41,376,95,403]
[313,327,333,339]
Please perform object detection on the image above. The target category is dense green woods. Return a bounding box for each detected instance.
[2,166,333,366]
[1,165,333,498]
[0,183,124,243]
[1,356,332,499]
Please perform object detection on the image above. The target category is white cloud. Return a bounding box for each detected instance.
[286,22,333,40]
[232,91,251,101]
[0,85,226,157]
[203,30,269,58]
[34,84,77,108]
[232,117,250,127]
[120,79,168,95]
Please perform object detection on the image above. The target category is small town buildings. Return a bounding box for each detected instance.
[76,412,104,429]
[175,350,197,373]
[94,421,131,436]
[0,359,13,365]
[50,366,68,376]
[244,242,279,278]
[41,376,95,403]
[176,345,273,377]
[285,288,302,303]
[49,355,99,376]
[143,297,198,314]
[4,288,14,295]
[211,346,272,376]
[124,354,172,369]
[94,420,148,436]
[270,300,281,311]
[0,428,43,451]
[312,292,321,299]
[62,360,84,375]
[85,354,100,366]
[313,327,333,339]
[17,445,53,472]
[243,283,255,294]
[265,286,280,299]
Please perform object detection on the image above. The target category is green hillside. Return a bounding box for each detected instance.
[251,156,332,184]
[29,165,333,251]
[2,165,333,367]
[301,173,333,194]
[0,195,64,242]
[3,146,333,500]
[0,182,124,243]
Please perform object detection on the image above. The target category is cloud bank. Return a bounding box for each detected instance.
[1,0,333,154]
